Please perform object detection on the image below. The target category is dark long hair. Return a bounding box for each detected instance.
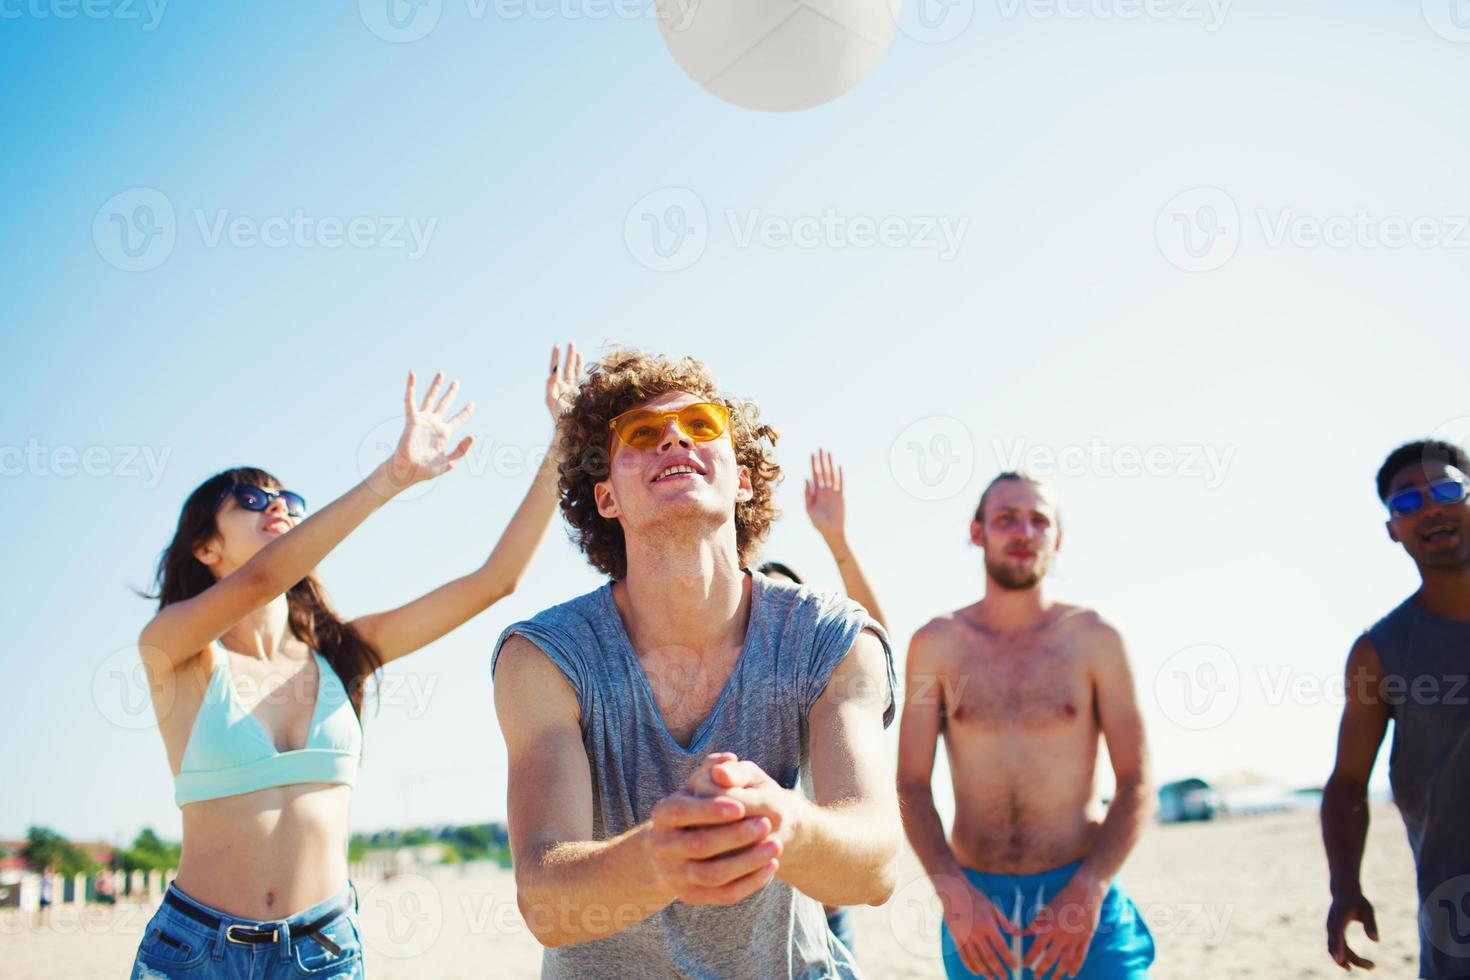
[149,467,381,719]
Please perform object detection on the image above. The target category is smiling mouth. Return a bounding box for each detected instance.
[652,465,702,483]
[1422,526,1458,544]
[264,518,291,532]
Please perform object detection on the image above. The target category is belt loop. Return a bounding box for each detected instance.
[280,917,294,962]
[212,918,228,961]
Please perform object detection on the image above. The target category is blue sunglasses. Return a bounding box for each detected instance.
[216,483,307,518]
[1386,478,1468,518]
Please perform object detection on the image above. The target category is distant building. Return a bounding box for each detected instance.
[1157,778,1221,823]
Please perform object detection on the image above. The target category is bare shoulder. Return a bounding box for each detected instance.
[492,634,580,726]
[1346,632,1382,670]
[906,612,969,669]
[493,632,548,676]
[1053,603,1111,631]
[1055,605,1130,664]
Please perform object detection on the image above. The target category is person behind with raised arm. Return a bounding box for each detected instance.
[758,447,888,961]
[1323,439,1470,979]
[130,345,581,979]
[897,471,1155,980]
[491,350,901,979]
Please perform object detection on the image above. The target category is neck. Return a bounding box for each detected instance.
[218,595,298,661]
[977,576,1053,630]
[615,527,750,659]
[1414,564,1470,621]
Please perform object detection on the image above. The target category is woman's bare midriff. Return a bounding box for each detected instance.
[175,782,352,919]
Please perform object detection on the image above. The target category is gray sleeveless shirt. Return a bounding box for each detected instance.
[492,570,895,980]
[1366,597,1470,979]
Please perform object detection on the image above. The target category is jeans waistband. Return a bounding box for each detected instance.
[164,881,356,929]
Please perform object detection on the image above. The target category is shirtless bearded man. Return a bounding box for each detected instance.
[897,471,1156,980]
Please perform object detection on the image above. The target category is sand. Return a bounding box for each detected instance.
[0,804,1420,979]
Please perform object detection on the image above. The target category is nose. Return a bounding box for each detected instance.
[657,417,693,452]
[264,495,289,517]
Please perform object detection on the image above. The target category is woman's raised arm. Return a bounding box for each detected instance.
[350,343,582,664]
[139,370,475,673]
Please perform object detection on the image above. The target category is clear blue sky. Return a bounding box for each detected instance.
[4,1,1467,845]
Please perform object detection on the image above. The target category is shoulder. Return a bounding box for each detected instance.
[1054,604,1121,643]
[494,585,607,649]
[491,633,583,733]
[1346,632,1384,673]
[908,614,963,663]
[492,585,610,688]
[1365,596,1416,644]
[1056,606,1132,673]
[756,572,876,641]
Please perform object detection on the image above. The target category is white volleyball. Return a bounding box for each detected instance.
[656,0,902,112]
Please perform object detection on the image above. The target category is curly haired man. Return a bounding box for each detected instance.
[491,350,900,978]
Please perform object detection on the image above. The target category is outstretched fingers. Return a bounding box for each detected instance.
[419,371,444,412]
[434,378,460,415]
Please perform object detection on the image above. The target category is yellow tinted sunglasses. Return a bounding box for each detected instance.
[608,401,731,450]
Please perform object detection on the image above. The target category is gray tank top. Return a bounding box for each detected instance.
[1366,597,1470,979]
[492,570,895,980]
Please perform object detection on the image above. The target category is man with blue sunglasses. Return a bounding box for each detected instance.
[1323,439,1470,979]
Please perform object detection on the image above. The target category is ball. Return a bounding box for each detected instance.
[656,0,902,112]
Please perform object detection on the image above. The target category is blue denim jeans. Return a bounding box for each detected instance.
[827,905,856,959]
[130,882,364,979]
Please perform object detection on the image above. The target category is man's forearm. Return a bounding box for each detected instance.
[821,531,888,629]
[1321,779,1371,897]
[517,823,675,947]
[899,782,967,881]
[1075,774,1151,888]
[782,796,900,906]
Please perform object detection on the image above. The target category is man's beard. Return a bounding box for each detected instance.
[986,553,1049,591]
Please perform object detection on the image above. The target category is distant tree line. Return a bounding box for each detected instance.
[15,826,179,875]
[349,822,510,866]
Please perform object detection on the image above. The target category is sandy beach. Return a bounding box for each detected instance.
[0,804,1419,979]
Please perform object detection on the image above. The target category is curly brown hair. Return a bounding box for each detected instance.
[556,350,781,580]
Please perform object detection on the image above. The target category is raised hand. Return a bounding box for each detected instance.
[935,873,1021,980]
[1022,873,1107,979]
[804,449,846,541]
[1326,891,1379,971]
[546,342,583,420]
[385,370,475,489]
